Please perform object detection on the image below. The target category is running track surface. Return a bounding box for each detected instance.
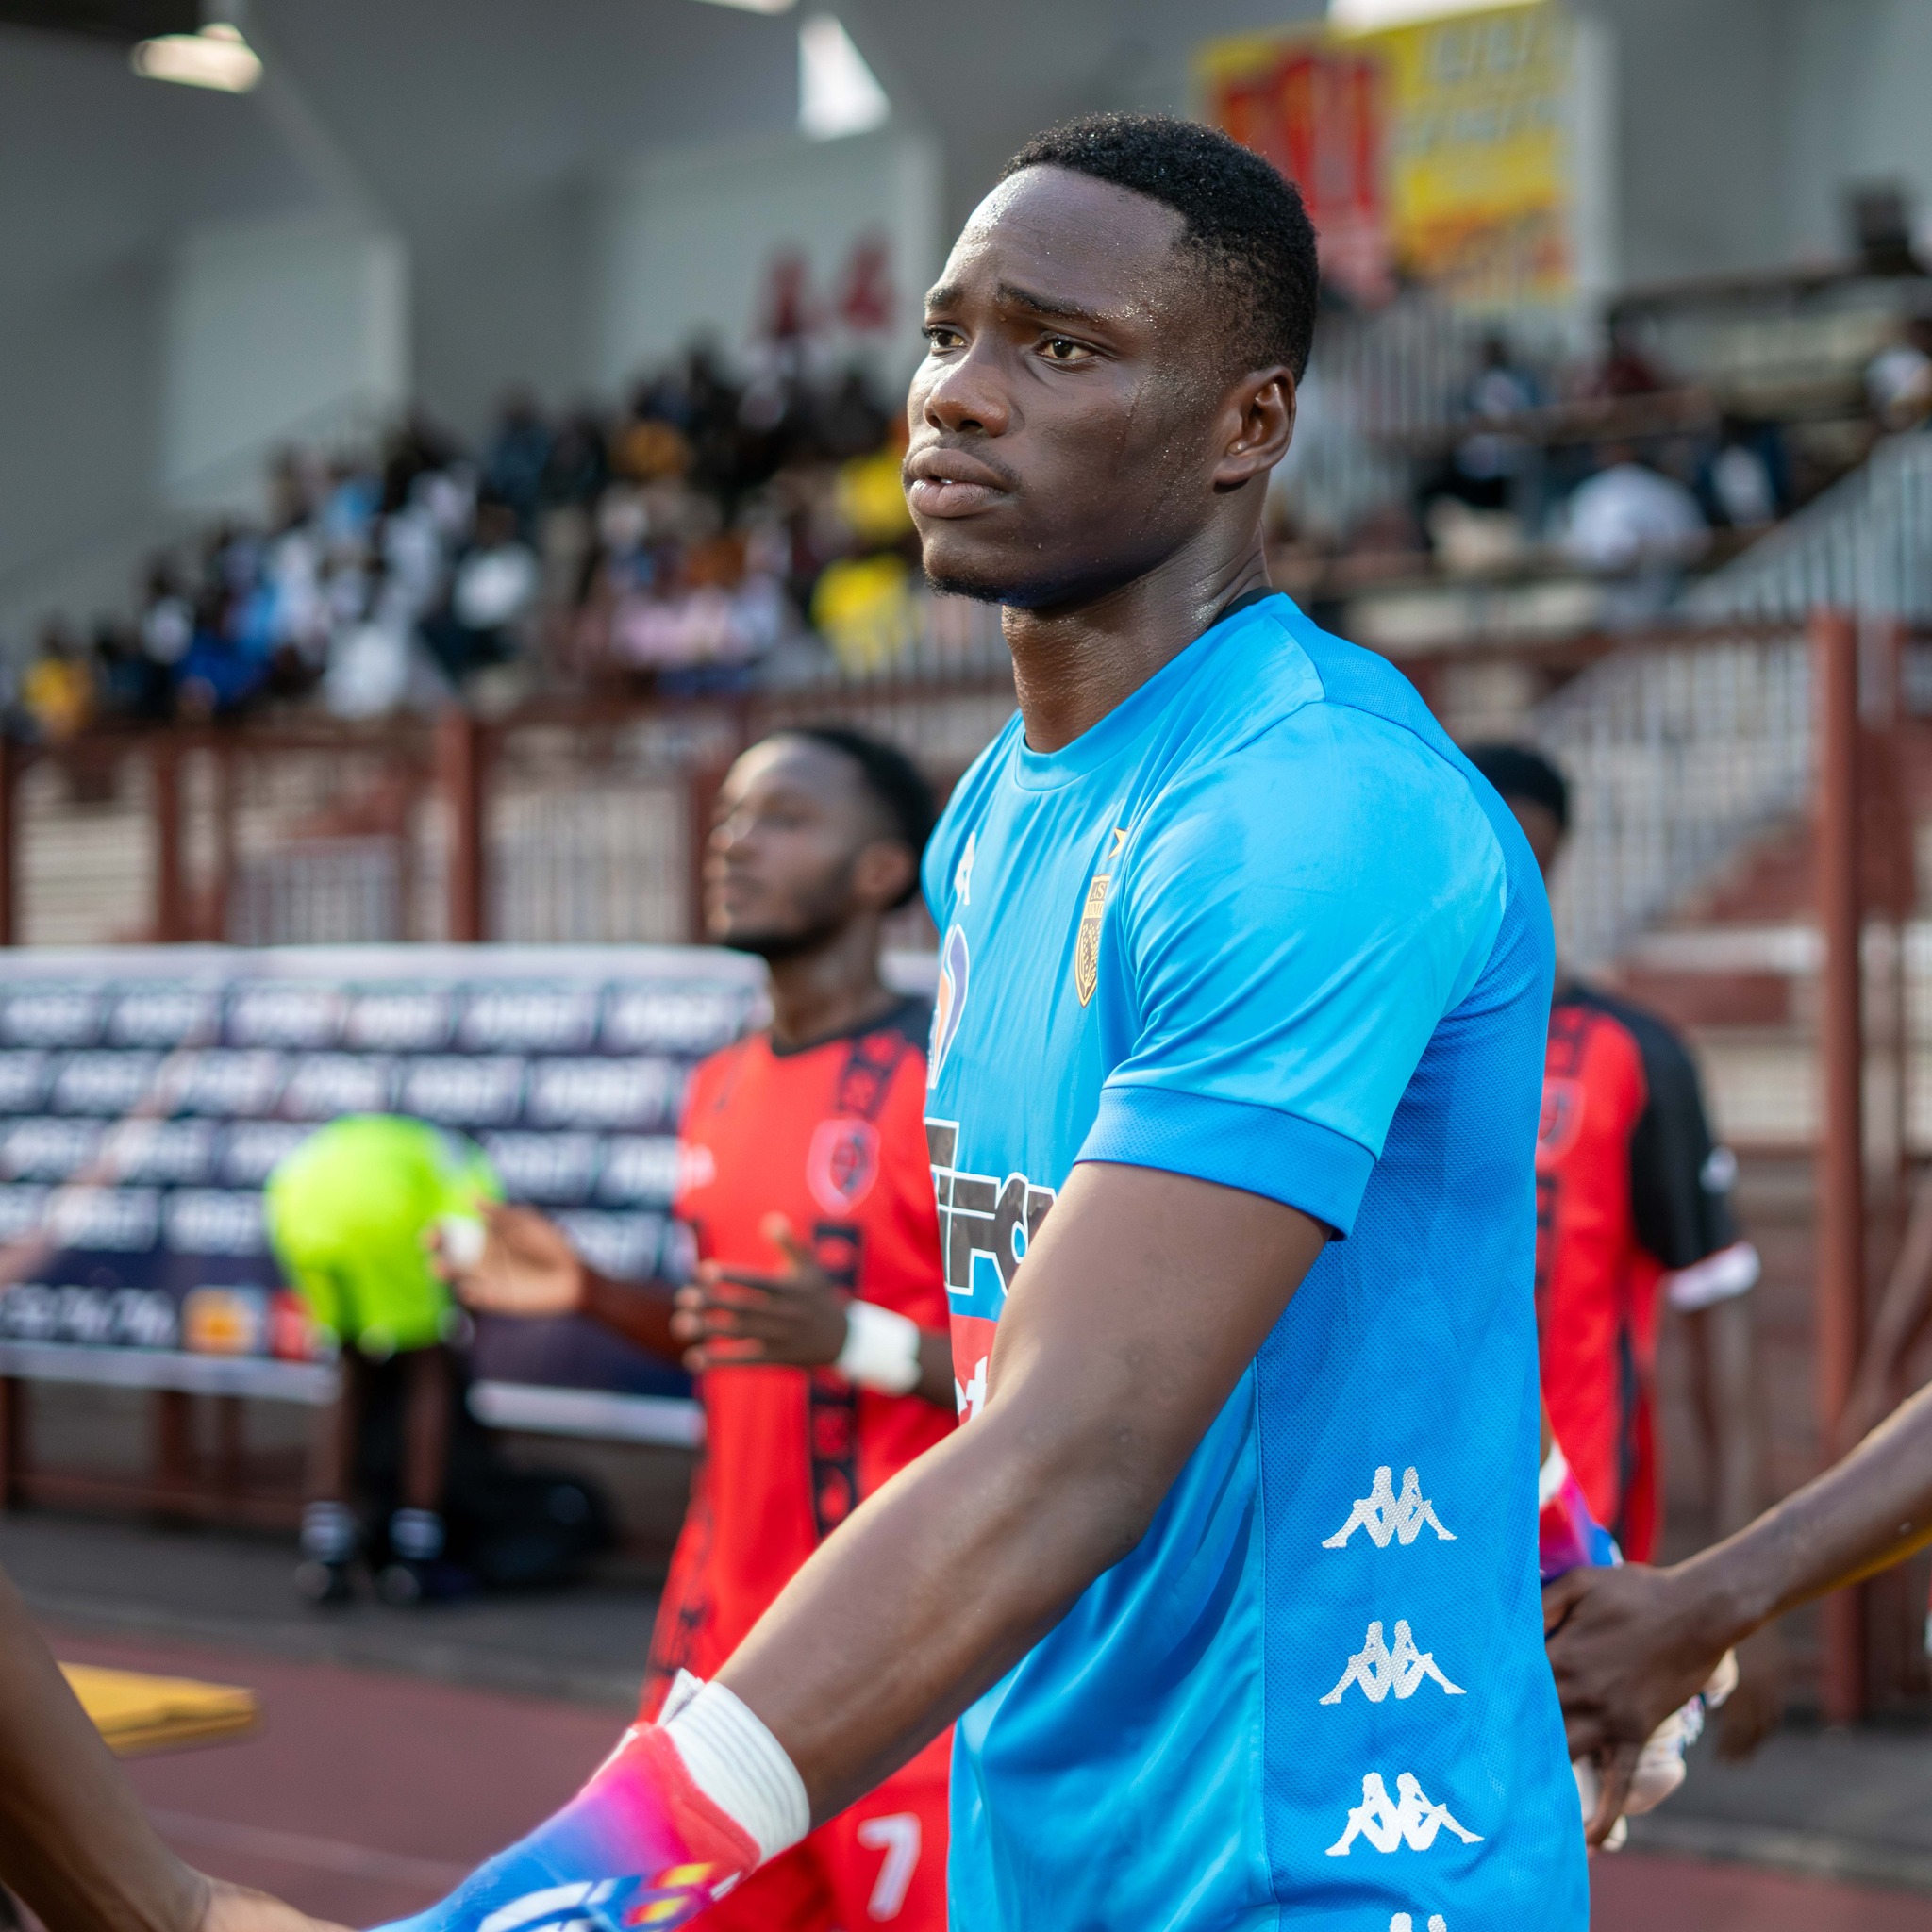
[43,1626,1932,1931]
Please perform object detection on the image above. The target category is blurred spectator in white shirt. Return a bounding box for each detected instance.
[421,501,539,687]
[1564,450,1711,573]
[1867,316,1932,432]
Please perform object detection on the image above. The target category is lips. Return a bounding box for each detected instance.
[905,445,1012,520]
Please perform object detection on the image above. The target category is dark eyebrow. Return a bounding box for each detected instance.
[923,279,1120,330]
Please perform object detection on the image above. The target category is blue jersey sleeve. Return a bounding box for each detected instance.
[1079,704,1508,1236]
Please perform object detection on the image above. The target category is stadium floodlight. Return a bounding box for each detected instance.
[691,0,797,11]
[129,21,262,92]
[799,13,888,142]
[1330,0,1533,25]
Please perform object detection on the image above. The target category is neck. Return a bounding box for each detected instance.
[1002,529,1271,754]
[763,916,897,1051]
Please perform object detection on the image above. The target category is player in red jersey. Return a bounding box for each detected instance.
[446,726,954,1931]
[1471,745,1759,1562]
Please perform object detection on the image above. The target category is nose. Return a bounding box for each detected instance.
[708,807,752,862]
[918,341,1012,439]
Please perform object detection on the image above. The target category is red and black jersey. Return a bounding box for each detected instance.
[1537,983,1738,1561]
[642,996,950,1712]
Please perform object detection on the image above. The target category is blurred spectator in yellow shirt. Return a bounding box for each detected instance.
[22,621,96,742]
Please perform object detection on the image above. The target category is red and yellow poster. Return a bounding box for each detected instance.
[1197,0,1577,309]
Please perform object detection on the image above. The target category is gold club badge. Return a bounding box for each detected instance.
[1074,829,1127,1007]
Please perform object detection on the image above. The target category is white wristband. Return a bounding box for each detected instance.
[661,1672,810,1867]
[438,1213,487,1272]
[836,1299,923,1395]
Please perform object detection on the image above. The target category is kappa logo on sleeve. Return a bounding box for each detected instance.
[1325,1774,1481,1857]
[1321,1621,1465,1705]
[1323,1467,1456,1549]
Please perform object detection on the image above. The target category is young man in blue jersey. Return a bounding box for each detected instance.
[390,113,1583,1932]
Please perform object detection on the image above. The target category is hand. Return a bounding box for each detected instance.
[674,1215,848,1372]
[198,1876,350,1932]
[1542,1562,1734,1847]
[434,1204,586,1318]
[367,1718,758,1932]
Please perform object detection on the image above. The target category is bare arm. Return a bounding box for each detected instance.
[453,1206,955,1406]
[0,1566,341,1932]
[1546,1374,1932,1837]
[0,1560,205,1932]
[580,1265,682,1361]
[716,1162,1325,1816]
[442,1204,682,1363]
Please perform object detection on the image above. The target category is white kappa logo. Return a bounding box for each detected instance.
[1391,1918,1447,1932]
[1323,1467,1456,1549]
[1325,1774,1482,1857]
[1321,1620,1466,1705]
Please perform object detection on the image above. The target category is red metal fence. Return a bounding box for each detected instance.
[1,612,1929,1713]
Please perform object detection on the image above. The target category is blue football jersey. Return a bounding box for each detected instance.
[924,594,1585,1930]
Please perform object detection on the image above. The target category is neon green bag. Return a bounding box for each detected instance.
[264,1114,500,1357]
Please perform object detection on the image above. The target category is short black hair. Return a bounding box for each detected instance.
[783,725,937,908]
[1000,112,1320,381]
[1466,742,1570,830]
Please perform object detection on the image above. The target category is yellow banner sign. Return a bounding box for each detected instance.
[1197,1,1577,308]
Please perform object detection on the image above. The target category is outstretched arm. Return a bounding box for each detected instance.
[0,1566,342,1932]
[1546,1374,1932,1838]
[719,1164,1324,1810]
[451,1206,956,1406]
[441,1203,682,1361]
[386,1165,1324,1929]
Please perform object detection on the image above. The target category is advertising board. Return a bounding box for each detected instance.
[1197,1,1585,309]
[0,945,773,1412]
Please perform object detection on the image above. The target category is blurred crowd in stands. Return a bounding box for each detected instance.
[16,276,1932,744]
[19,348,921,743]
[1269,291,1932,616]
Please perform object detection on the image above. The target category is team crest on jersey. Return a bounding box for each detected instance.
[807,1116,880,1215]
[1537,1075,1585,1168]
[1074,828,1127,1008]
[1073,875,1109,1007]
[929,923,969,1089]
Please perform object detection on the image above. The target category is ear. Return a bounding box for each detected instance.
[1211,367,1297,492]
[853,839,918,912]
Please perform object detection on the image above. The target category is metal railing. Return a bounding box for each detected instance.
[1528,621,1814,969]
[1686,432,1932,625]
[0,608,1881,980]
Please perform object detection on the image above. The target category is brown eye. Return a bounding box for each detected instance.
[1041,337,1091,363]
